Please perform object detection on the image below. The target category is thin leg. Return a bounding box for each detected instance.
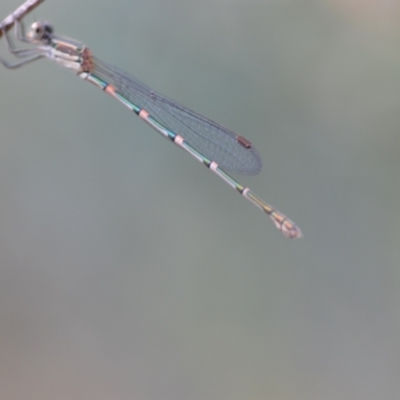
[1,24,32,57]
[14,20,30,43]
[0,53,43,69]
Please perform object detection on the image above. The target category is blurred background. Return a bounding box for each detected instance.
[1,0,400,399]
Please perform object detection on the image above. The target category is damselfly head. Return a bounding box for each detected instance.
[27,21,53,43]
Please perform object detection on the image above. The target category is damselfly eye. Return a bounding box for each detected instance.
[30,22,53,41]
[44,24,53,34]
[30,22,44,37]
[35,25,42,34]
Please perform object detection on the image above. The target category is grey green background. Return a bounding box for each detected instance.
[1,0,400,399]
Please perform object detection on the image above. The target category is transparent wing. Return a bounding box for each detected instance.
[93,58,262,175]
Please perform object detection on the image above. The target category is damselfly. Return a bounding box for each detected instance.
[0,2,302,238]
